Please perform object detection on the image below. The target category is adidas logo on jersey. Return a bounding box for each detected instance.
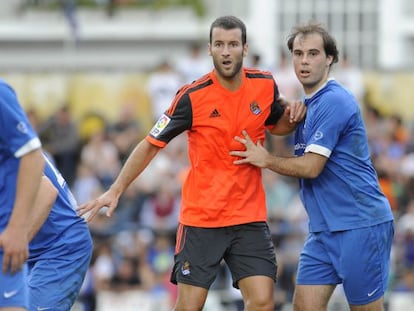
[209,109,221,118]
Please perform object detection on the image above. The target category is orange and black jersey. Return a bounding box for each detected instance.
[146,68,284,227]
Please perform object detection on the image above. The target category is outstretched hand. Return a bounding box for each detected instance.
[77,189,120,222]
[230,130,270,168]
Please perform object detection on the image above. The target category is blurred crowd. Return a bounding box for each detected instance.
[24,45,414,310]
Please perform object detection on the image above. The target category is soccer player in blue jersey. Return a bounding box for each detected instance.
[0,80,45,311]
[230,22,394,311]
[27,153,93,311]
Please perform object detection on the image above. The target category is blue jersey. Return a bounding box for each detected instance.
[29,154,92,261]
[0,80,41,234]
[294,79,393,232]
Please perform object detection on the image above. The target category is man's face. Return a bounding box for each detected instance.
[292,32,333,94]
[208,27,247,80]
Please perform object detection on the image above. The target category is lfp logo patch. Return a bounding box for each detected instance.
[150,114,171,137]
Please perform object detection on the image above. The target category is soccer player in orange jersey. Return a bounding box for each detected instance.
[79,15,306,311]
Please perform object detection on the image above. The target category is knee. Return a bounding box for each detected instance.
[244,295,275,311]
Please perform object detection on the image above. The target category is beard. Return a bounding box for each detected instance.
[213,57,243,81]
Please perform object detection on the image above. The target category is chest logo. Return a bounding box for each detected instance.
[209,109,221,118]
[250,101,261,115]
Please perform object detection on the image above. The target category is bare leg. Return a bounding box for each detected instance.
[172,282,209,311]
[238,275,275,311]
[293,284,336,311]
[350,297,385,311]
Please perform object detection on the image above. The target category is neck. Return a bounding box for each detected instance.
[215,69,243,92]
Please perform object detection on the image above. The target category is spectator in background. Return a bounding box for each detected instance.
[39,105,81,186]
[140,179,181,234]
[147,60,182,122]
[334,53,365,105]
[72,162,103,205]
[246,52,269,70]
[395,200,414,268]
[272,51,303,100]
[108,103,143,164]
[146,231,176,308]
[389,114,409,147]
[61,0,79,42]
[80,127,121,190]
[175,42,211,84]
[92,240,116,291]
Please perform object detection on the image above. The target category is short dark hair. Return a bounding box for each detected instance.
[287,22,339,67]
[209,15,247,45]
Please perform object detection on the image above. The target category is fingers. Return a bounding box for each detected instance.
[78,199,104,222]
[106,205,116,218]
[2,250,27,274]
[287,100,306,123]
[86,207,100,223]
[11,251,27,274]
[230,150,245,157]
[2,253,9,274]
[233,135,245,144]
[76,204,89,217]
[284,105,294,123]
[233,158,250,165]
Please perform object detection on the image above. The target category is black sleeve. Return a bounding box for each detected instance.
[264,80,285,126]
[149,92,193,144]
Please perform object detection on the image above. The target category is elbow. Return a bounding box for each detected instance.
[307,170,320,179]
[306,166,323,179]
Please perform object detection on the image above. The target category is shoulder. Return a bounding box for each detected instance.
[177,73,214,98]
[244,68,274,80]
[310,81,360,125]
[325,80,359,113]
[0,80,16,98]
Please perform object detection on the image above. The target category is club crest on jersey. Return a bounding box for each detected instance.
[250,101,261,115]
[150,114,171,137]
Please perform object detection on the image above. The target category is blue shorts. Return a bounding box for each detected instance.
[0,259,28,309]
[28,250,92,311]
[296,221,394,305]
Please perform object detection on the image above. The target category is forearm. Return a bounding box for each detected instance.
[110,139,160,195]
[28,176,58,241]
[8,149,45,230]
[264,153,324,179]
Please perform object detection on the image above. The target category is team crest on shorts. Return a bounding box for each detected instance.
[181,261,190,276]
[150,114,171,137]
[250,101,261,115]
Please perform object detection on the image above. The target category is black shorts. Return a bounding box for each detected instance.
[170,221,277,289]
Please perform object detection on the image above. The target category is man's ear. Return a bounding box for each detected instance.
[243,43,249,58]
